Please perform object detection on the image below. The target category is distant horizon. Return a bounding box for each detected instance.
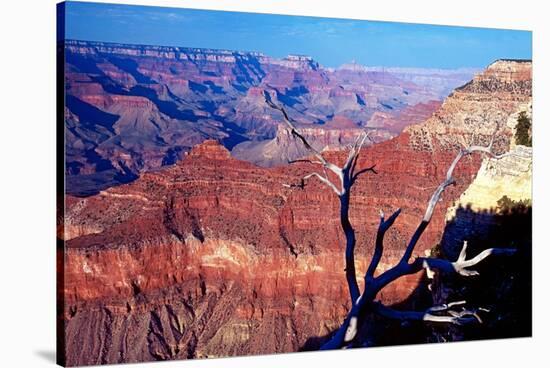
[62,1,532,69]
[64,38,504,71]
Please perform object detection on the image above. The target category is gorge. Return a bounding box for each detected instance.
[60,41,532,366]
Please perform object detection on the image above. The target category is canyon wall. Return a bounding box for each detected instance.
[60,60,532,365]
[232,102,441,167]
[64,40,467,195]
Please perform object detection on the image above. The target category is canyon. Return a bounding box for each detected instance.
[60,55,531,365]
[64,40,472,196]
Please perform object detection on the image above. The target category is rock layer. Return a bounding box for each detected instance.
[232,101,441,167]
[60,60,532,365]
[448,145,532,216]
[64,40,472,195]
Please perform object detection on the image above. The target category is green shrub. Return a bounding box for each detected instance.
[515,111,532,147]
[497,195,531,214]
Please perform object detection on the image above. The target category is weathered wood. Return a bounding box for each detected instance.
[267,97,517,350]
[266,93,371,304]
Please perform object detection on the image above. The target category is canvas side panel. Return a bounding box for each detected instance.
[56,2,67,367]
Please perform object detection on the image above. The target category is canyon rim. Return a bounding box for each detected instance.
[57,2,533,366]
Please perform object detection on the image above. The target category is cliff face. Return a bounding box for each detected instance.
[232,102,441,167]
[430,146,532,345]
[62,138,470,365]
[447,145,532,216]
[64,40,472,195]
[440,141,532,275]
[61,60,532,365]
[406,60,531,150]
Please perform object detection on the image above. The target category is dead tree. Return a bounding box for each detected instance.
[264,92,516,349]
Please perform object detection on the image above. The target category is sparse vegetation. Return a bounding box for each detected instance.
[497,195,531,214]
[515,111,532,147]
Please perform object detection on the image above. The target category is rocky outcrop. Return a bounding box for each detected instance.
[406,60,531,151]
[447,145,532,216]
[231,117,373,166]
[428,144,532,345]
[60,59,532,365]
[232,101,441,166]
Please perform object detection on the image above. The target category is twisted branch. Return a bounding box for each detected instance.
[321,137,516,350]
[399,143,512,265]
[283,172,342,196]
[264,91,342,178]
[372,300,486,325]
[269,90,517,350]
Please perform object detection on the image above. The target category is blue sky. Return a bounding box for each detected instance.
[63,1,532,69]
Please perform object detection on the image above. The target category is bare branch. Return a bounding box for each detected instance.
[399,139,514,265]
[464,145,512,160]
[320,314,354,350]
[264,91,343,177]
[341,192,361,303]
[441,241,517,276]
[343,131,371,171]
[303,172,342,196]
[350,152,360,180]
[282,172,342,195]
[287,158,324,165]
[320,299,366,350]
[374,243,516,293]
[365,208,401,280]
[426,300,467,312]
[457,240,468,263]
[265,91,374,305]
[372,301,484,325]
[351,164,378,185]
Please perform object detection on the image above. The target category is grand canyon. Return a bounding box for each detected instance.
[59,39,532,366]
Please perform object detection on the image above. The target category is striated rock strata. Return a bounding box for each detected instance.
[60,60,532,365]
[232,102,441,167]
[64,40,472,195]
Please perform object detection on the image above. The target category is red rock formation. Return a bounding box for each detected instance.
[61,139,466,363]
[231,101,441,167]
[60,60,531,365]
[64,40,474,196]
[368,100,442,134]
